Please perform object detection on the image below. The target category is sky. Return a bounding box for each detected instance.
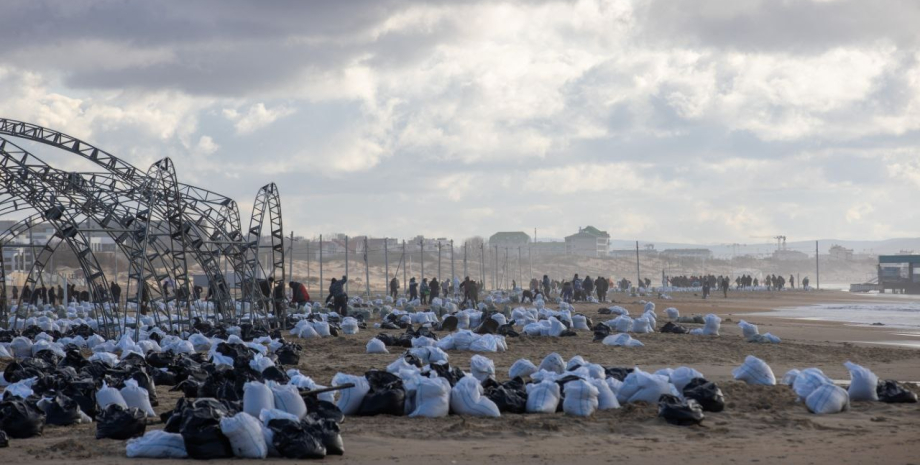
[1,0,919,244]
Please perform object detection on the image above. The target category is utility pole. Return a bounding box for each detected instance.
[402,240,407,296]
[480,243,484,290]
[344,235,349,294]
[420,237,425,281]
[438,240,442,282]
[319,234,323,303]
[306,238,310,295]
[518,246,522,287]
[816,240,820,290]
[450,239,455,283]
[384,237,389,286]
[364,236,370,298]
[463,242,468,278]
[288,231,295,283]
[635,240,641,289]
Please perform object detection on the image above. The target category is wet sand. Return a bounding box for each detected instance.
[3,290,920,464]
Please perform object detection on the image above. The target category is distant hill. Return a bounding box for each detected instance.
[604,238,920,259]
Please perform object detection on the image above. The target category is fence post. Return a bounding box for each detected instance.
[403,240,407,296]
[319,234,323,303]
[344,235,349,294]
[364,236,370,298]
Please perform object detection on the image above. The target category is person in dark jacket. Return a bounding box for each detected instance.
[420,278,430,304]
[542,275,550,296]
[193,284,203,300]
[595,276,607,302]
[409,278,418,301]
[430,278,440,301]
[12,285,18,301]
[110,282,121,307]
[330,275,348,315]
[583,275,594,299]
[21,284,32,305]
[325,278,337,305]
[389,277,399,300]
[48,286,57,306]
[561,281,574,303]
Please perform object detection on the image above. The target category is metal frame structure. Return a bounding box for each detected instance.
[0,118,287,333]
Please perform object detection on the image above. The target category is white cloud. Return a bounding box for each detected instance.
[223,103,295,134]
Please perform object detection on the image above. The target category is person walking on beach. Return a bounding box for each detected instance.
[722,277,729,298]
[331,275,348,315]
[409,277,419,301]
[702,280,710,299]
[389,277,399,299]
[420,278,430,304]
[542,275,551,296]
[789,274,795,289]
[561,281,574,303]
[430,277,440,301]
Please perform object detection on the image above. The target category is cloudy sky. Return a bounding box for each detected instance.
[2,0,919,243]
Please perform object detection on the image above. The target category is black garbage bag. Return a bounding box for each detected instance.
[604,366,634,382]
[877,380,918,403]
[4,359,51,383]
[474,318,499,335]
[593,323,611,342]
[302,397,345,424]
[0,398,45,438]
[658,394,704,426]
[598,307,612,314]
[276,343,302,365]
[429,362,465,387]
[438,315,459,332]
[0,430,8,448]
[146,351,178,369]
[34,349,63,366]
[171,378,201,398]
[152,368,179,386]
[268,418,327,459]
[380,321,400,330]
[262,365,291,383]
[357,370,405,416]
[304,416,344,455]
[682,378,725,412]
[483,377,527,414]
[95,404,146,440]
[179,400,234,459]
[60,348,89,370]
[559,329,578,337]
[62,379,97,419]
[660,321,690,334]
[498,323,520,337]
[41,393,83,426]
[215,342,253,365]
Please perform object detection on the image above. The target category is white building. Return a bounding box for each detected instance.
[565,226,610,257]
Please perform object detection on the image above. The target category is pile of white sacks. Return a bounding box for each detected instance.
[332,351,716,418]
[731,355,886,414]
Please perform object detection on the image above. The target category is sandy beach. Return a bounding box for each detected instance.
[3,290,919,465]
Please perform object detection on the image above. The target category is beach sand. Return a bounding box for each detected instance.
[3,290,919,464]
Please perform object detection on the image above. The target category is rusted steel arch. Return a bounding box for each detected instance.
[0,140,115,336]
[0,118,249,314]
[244,183,285,327]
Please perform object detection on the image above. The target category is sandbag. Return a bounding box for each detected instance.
[126,430,188,458]
[669,367,704,391]
[408,375,451,418]
[631,317,651,334]
[0,398,45,438]
[614,316,632,333]
[602,333,644,347]
[682,378,725,412]
[0,430,6,447]
[122,379,156,417]
[572,314,590,331]
[658,394,704,426]
[665,307,679,319]
[738,320,759,339]
[619,370,673,404]
[792,368,833,400]
[806,384,850,414]
[525,380,561,413]
[269,382,308,419]
[538,353,565,374]
[781,369,801,386]
[243,381,274,418]
[470,355,495,382]
[220,412,268,458]
[732,355,775,385]
[588,378,620,410]
[96,404,147,439]
[843,361,878,402]
[449,375,500,417]
[97,381,129,409]
[702,314,721,336]
[332,373,370,416]
[366,338,389,354]
[562,379,599,417]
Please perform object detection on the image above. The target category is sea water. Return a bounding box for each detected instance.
[763,302,920,330]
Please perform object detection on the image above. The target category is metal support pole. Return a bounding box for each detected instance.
[438,241,442,282]
[319,234,324,303]
[420,238,425,281]
[479,243,484,290]
[384,237,389,284]
[450,239,455,283]
[635,240,641,289]
[816,240,820,290]
[518,246,522,287]
[364,236,370,299]
[344,235,349,294]
[288,231,294,282]
[402,240,407,296]
[306,239,310,296]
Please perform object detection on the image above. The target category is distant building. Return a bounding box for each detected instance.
[565,226,610,257]
[829,244,854,261]
[90,236,117,253]
[661,248,713,260]
[489,232,531,250]
[530,241,566,257]
[772,249,808,261]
